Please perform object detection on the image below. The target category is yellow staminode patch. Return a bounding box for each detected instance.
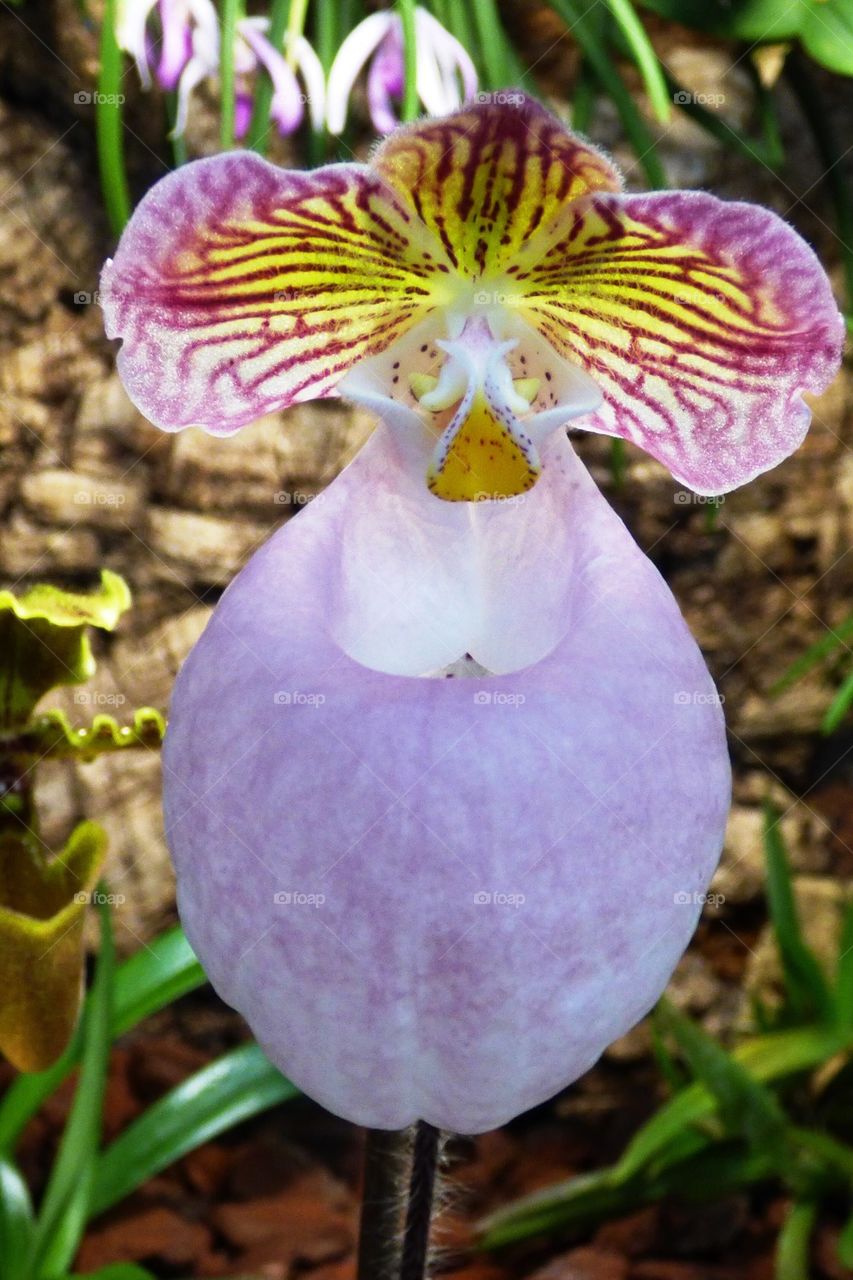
[428,394,540,502]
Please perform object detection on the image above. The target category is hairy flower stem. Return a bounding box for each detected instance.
[357,1123,442,1280]
[400,1122,441,1280]
[357,1126,413,1279]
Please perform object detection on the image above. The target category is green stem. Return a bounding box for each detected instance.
[357,1127,413,1280]
[219,0,242,149]
[397,0,420,122]
[665,70,777,170]
[96,0,132,234]
[470,0,509,88]
[609,438,626,489]
[550,0,666,188]
[314,0,338,71]
[785,51,853,325]
[572,58,597,132]
[604,0,670,124]
[165,91,188,167]
[745,54,785,170]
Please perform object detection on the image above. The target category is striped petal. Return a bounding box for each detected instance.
[100,152,452,434]
[373,94,621,278]
[516,190,845,493]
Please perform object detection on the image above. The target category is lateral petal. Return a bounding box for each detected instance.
[100,152,451,433]
[517,189,845,493]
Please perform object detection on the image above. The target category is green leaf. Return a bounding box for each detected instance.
[73,1268,157,1280]
[763,803,835,1025]
[656,999,791,1163]
[219,0,241,148]
[0,572,130,731]
[89,1042,299,1217]
[397,0,420,122]
[550,0,666,188]
[112,925,205,1038]
[835,903,853,1030]
[771,615,853,694]
[614,1023,849,1183]
[0,926,205,1156]
[29,892,115,1279]
[775,1199,817,1280]
[480,1139,776,1248]
[471,0,512,88]
[97,0,131,234]
[0,1158,35,1280]
[640,1,853,75]
[838,1207,853,1267]
[821,670,853,735]
[604,0,670,123]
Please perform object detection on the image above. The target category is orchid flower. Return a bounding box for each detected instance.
[115,0,324,139]
[100,97,842,1132]
[326,5,478,135]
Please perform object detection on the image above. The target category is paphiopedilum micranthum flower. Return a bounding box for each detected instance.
[116,0,324,139]
[325,5,478,136]
[101,96,843,1132]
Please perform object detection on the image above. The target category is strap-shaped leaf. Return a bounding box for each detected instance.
[28,893,115,1279]
[656,999,791,1163]
[763,802,835,1025]
[89,1042,298,1217]
[0,1158,35,1280]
